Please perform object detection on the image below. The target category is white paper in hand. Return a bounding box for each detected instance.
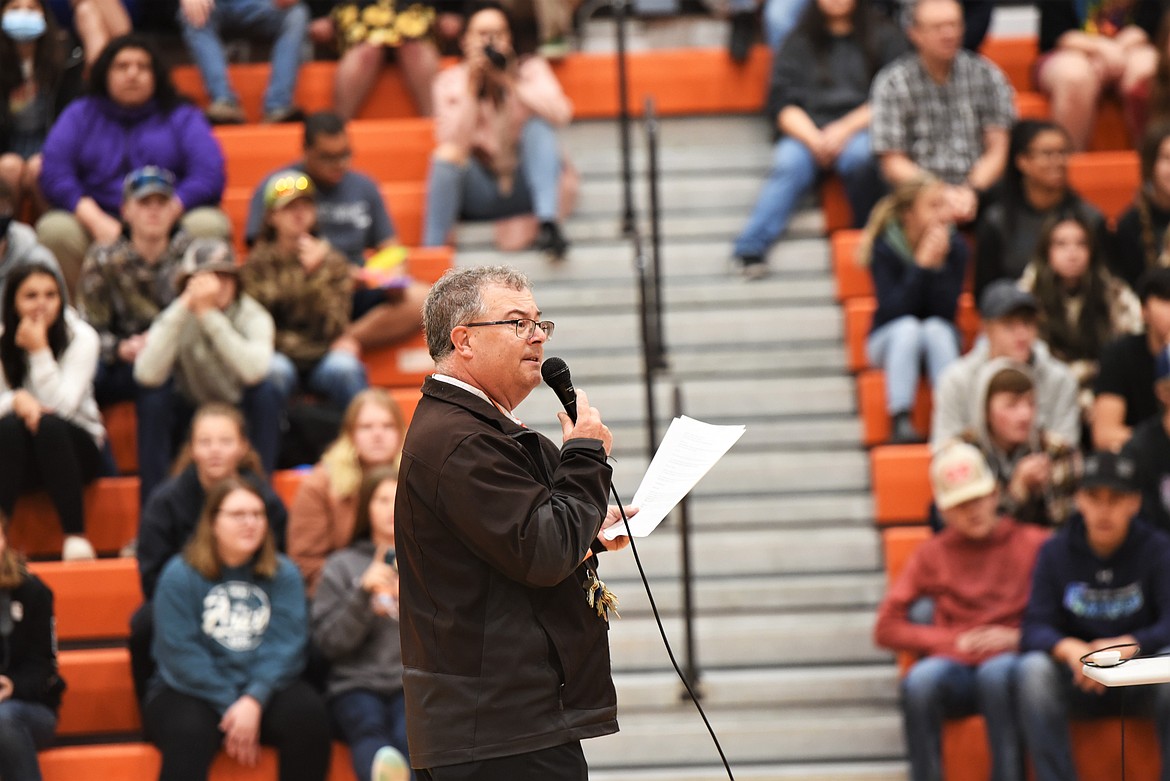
[603,415,745,539]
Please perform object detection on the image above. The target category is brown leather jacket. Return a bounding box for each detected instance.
[395,377,618,768]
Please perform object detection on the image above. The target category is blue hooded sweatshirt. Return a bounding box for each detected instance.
[1021,512,1170,655]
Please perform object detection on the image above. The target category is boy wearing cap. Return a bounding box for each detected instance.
[932,279,1079,450]
[241,169,367,411]
[875,442,1050,781]
[133,238,283,505]
[76,166,193,405]
[1018,452,1170,781]
[1093,267,1170,451]
[1125,346,1170,533]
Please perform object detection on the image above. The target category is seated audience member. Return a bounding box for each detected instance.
[423,1,574,260]
[133,239,283,507]
[1018,451,1170,781]
[1034,0,1163,151]
[869,0,1014,224]
[932,281,1080,449]
[311,466,411,781]
[0,517,64,779]
[329,0,439,117]
[0,179,58,299]
[0,0,83,215]
[242,170,368,411]
[36,34,229,296]
[75,167,192,406]
[53,0,130,66]
[243,112,429,352]
[975,121,1110,299]
[861,173,966,444]
[874,441,1050,781]
[1125,347,1170,533]
[1115,123,1170,289]
[130,403,289,704]
[143,477,331,781]
[178,0,309,124]
[289,388,405,595]
[1018,209,1142,414]
[0,260,103,560]
[951,360,1079,528]
[729,0,907,278]
[1092,267,1170,451]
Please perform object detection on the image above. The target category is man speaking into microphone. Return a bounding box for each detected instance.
[395,265,633,780]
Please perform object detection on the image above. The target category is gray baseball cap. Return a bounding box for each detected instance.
[979,280,1039,320]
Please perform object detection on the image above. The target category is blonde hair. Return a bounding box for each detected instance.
[856,173,943,266]
[170,403,265,479]
[184,476,278,581]
[0,514,27,590]
[320,389,405,499]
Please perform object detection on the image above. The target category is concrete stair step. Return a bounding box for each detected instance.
[686,492,875,529]
[589,760,909,781]
[584,705,903,767]
[574,174,774,216]
[610,572,886,616]
[612,666,897,711]
[593,527,881,582]
[608,611,888,672]
[532,274,835,312]
[553,343,848,383]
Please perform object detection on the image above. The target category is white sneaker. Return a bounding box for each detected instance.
[371,745,410,781]
[62,535,96,561]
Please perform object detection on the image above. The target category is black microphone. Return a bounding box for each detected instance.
[541,357,577,423]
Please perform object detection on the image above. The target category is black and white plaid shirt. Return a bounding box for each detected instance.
[871,50,1016,185]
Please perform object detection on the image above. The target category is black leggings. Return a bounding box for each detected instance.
[143,681,332,781]
[0,413,101,535]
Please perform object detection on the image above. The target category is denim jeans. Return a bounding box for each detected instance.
[1018,650,1170,781]
[269,351,368,411]
[866,315,959,415]
[763,0,811,51]
[901,653,1023,781]
[179,0,309,113]
[330,688,411,781]
[423,117,562,245]
[0,699,58,781]
[135,378,285,506]
[733,130,881,259]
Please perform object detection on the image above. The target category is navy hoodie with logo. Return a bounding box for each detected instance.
[1021,513,1170,654]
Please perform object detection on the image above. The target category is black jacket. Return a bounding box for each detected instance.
[136,465,288,600]
[396,377,617,768]
[1,573,65,711]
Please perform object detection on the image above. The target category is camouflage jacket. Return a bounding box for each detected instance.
[241,241,354,369]
[75,233,192,366]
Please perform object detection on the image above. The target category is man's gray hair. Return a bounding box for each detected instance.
[424,265,532,362]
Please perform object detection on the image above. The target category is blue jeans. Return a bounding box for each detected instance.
[866,315,959,415]
[269,351,368,410]
[0,699,57,781]
[135,378,285,506]
[1018,650,1170,781]
[902,653,1023,781]
[179,0,309,113]
[763,0,811,51]
[330,688,410,781]
[423,118,562,246]
[732,130,881,259]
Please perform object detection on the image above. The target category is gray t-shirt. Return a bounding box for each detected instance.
[246,164,397,266]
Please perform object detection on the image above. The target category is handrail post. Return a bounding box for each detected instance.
[615,0,636,237]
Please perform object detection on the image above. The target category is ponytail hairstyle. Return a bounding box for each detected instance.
[856,172,942,265]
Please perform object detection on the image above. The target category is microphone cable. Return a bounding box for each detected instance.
[606,482,735,781]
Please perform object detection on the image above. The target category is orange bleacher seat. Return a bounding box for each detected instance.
[104,400,137,475]
[42,743,359,781]
[871,444,932,525]
[1068,150,1139,222]
[8,477,138,557]
[57,649,140,736]
[212,117,435,191]
[365,333,432,389]
[30,559,139,642]
[832,230,868,302]
[857,371,932,448]
[979,37,1036,94]
[820,177,855,235]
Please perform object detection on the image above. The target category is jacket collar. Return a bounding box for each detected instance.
[421,376,529,438]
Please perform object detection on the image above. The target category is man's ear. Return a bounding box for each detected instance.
[450,325,473,358]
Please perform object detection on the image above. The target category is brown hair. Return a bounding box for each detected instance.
[183,476,278,581]
[0,513,26,590]
[320,389,406,499]
[349,465,400,545]
[986,366,1033,404]
[171,403,265,479]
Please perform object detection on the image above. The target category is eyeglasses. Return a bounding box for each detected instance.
[217,509,267,524]
[464,318,555,340]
